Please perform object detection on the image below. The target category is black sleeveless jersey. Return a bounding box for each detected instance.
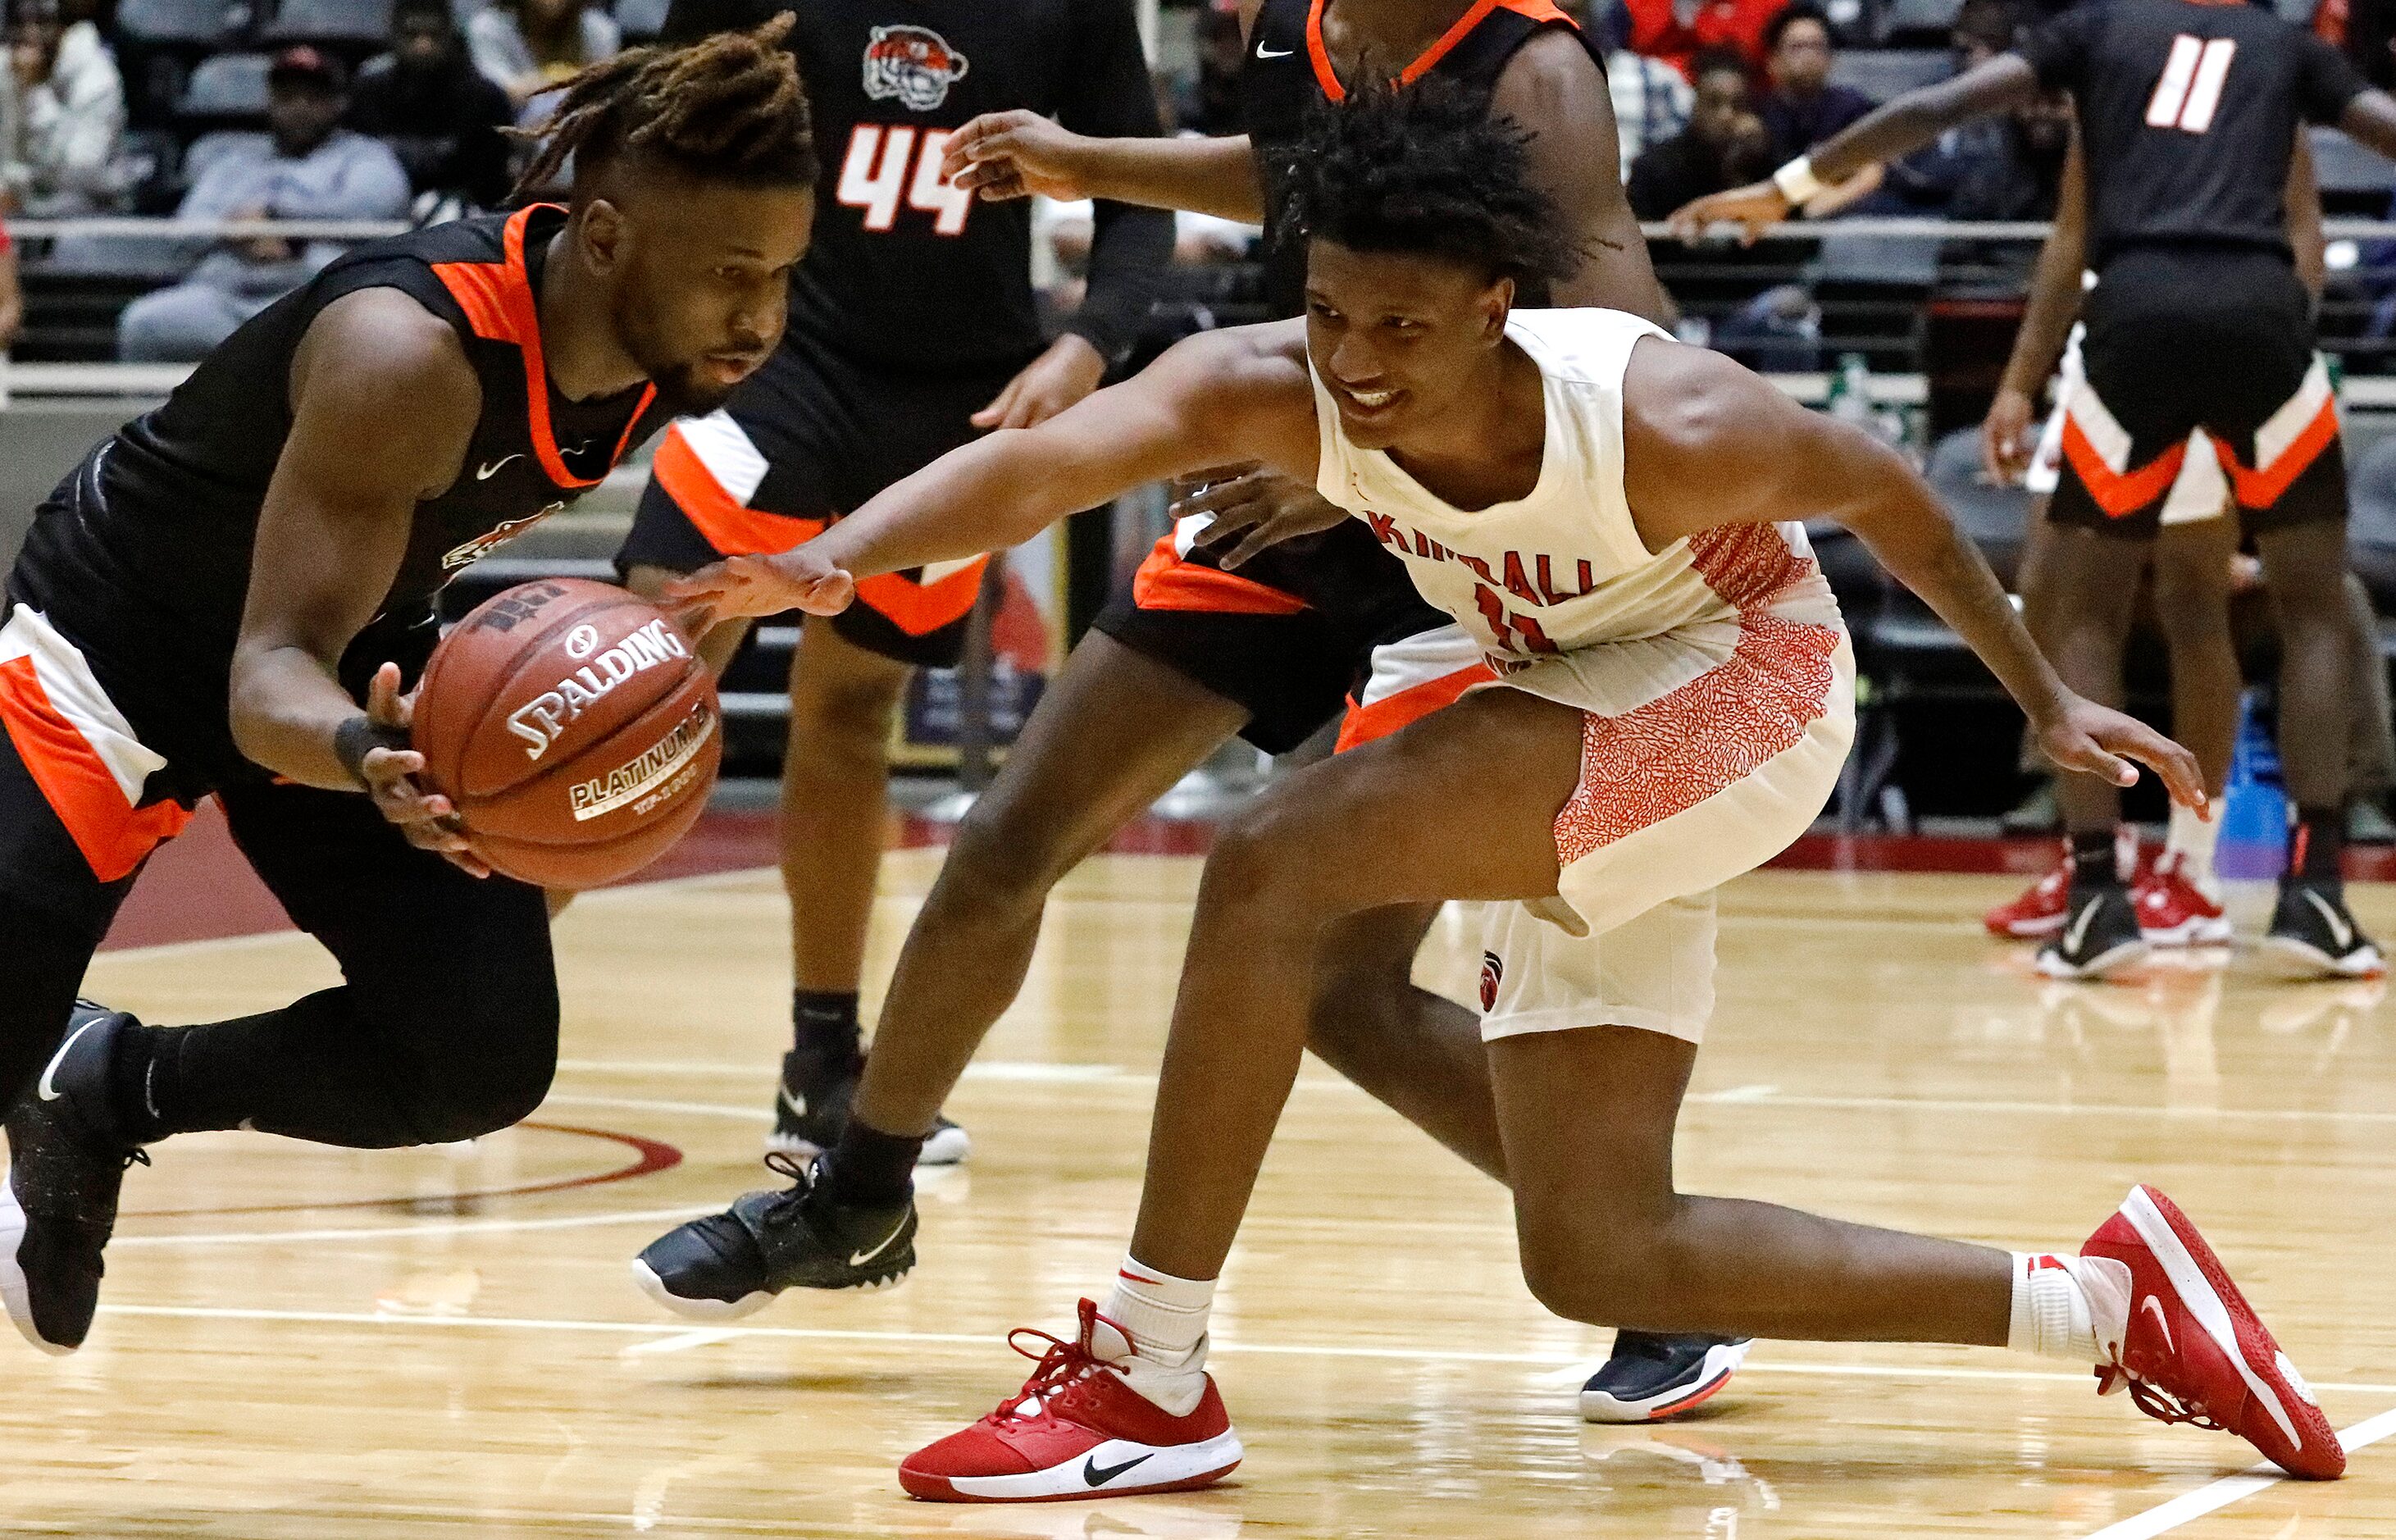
[7,204,672,790]
[2019,0,2368,267]
[1242,0,1601,317]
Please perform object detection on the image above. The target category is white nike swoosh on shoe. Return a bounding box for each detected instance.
[2302,890,2355,950]
[2139,1293,2175,1354]
[778,1085,808,1119]
[37,1022,97,1103]
[2062,895,2105,955]
[849,1219,909,1269]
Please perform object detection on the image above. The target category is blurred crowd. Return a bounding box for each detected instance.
[0,0,2386,362]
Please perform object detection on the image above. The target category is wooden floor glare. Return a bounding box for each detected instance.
[7,853,2390,1537]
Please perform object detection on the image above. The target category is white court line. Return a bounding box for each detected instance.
[2080,1404,2396,1539]
[79,1303,2396,1399]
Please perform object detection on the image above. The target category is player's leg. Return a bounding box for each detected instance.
[8,779,556,1351]
[2137,482,2239,944]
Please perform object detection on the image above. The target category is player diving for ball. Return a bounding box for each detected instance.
[668,85,2344,1501]
[0,22,815,1355]
[635,0,1756,1424]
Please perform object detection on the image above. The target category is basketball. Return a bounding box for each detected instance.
[411,578,722,890]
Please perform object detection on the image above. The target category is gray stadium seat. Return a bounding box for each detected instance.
[178,52,272,118]
[1828,48,1952,102]
[267,0,395,44]
[2348,435,2396,612]
[2310,128,2396,198]
[616,0,669,40]
[117,0,235,44]
[1874,0,1961,43]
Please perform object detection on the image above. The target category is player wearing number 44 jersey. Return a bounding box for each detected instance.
[1677,0,2396,982]
[612,0,1173,1169]
[0,25,815,1357]
[670,85,2342,1503]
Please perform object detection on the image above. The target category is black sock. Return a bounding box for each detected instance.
[107,1024,162,1146]
[821,1116,923,1207]
[2292,806,2346,886]
[2067,829,2120,894]
[790,990,862,1068]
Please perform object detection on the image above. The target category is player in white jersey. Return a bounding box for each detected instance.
[672,85,2341,1501]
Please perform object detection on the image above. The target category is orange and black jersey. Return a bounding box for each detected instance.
[670,0,1175,372]
[7,204,672,788]
[2019,0,2368,267]
[1243,0,1603,318]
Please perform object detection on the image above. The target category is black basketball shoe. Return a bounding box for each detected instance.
[631,1152,917,1319]
[2035,886,2148,981]
[2263,879,2387,979]
[1578,1331,1752,1423]
[2,1002,148,1355]
[766,1049,970,1166]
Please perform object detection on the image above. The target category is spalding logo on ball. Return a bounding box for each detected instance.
[411,579,722,889]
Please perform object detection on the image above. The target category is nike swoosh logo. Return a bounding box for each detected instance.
[847,1218,909,1269]
[1083,1451,1155,1487]
[1255,43,1292,57]
[2062,895,2104,956]
[38,1021,96,1102]
[2303,890,2355,950]
[476,455,522,481]
[2139,1294,2175,1354]
[778,1085,807,1119]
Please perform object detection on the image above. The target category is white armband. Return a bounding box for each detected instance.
[1771,156,1825,207]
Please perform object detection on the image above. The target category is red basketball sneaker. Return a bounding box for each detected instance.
[2134,854,2232,946]
[1985,847,2070,939]
[900,1299,1244,1502]
[2082,1185,2344,1479]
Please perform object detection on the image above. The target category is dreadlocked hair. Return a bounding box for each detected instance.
[1274,77,1583,288]
[512,13,817,199]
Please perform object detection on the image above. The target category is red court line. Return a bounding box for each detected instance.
[123,1121,681,1219]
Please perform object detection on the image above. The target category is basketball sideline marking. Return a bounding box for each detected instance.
[2079,1404,2396,1539]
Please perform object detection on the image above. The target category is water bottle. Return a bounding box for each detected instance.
[2216,688,2287,879]
[1826,352,1875,431]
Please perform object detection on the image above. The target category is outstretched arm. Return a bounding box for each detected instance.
[667,325,1323,620]
[1620,337,2204,808]
[1669,55,2042,240]
[1984,128,2086,481]
[943,118,1268,224]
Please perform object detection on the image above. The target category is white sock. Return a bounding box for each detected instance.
[1094,1256,1214,1417]
[2166,803,2222,893]
[2007,1251,2130,1364]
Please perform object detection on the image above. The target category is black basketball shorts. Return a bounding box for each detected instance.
[2051,247,2346,540]
[617,337,1035,669]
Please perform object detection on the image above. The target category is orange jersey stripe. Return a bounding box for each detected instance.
[2214,399,2340,510]
[0,657,190,882]
[2060,417,2189,518]
[1129,533,1310,617]
[650,426,828,556]
[1306,0,1574,100]
[1332,659,1495,753]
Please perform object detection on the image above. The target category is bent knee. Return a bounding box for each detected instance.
[939,797,1077,910]
[1515,1197,1681,1326]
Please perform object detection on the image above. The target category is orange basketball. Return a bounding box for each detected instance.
[412,578,721,889]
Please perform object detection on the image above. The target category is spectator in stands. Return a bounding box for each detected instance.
[1628,47,1770,218]
[0,217,20,351]
[1755,2,1873,164]
[1605,31,1695,176]
[350,0,514,213]
[116,47,408,361]
[1606,0,1783,80]
[1,0,126,216]
[468,0,620,116]
[1868,0,2066,222]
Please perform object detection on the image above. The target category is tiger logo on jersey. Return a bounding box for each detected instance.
[862,25,969,112]
[441,502,566,572]
[1480,951,1503,1012]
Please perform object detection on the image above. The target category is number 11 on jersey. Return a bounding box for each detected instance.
[2147,34,2236,135]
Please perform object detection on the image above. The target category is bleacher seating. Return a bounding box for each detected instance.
[265,0,394,50]
[2349,436,2396,617]
[616,0,668,43]
[1872,0,1961,44]
[118,0,243,47]
[2312,127,2396,206]
[1828,48,1950,102]
[176,51,273,125]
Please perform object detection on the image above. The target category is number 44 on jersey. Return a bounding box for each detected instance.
[839,125,973,236]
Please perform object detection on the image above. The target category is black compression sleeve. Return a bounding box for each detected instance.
[1053,0,1175,365]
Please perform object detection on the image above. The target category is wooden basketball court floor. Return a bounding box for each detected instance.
[11,849,2396,1538]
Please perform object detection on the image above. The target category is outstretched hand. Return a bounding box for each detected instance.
[1667,181,1793,245]
[358,661,490,877]
[2035,694,2209,815]
[663,547,857,622]
[941,110,1095,202]
[1182,469,1349,569]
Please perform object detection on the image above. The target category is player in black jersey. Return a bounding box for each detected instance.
[635,0,1749,1426]
[0,24,815,1355]
[1676,0,2396,979]
[609,0,1173,1173]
